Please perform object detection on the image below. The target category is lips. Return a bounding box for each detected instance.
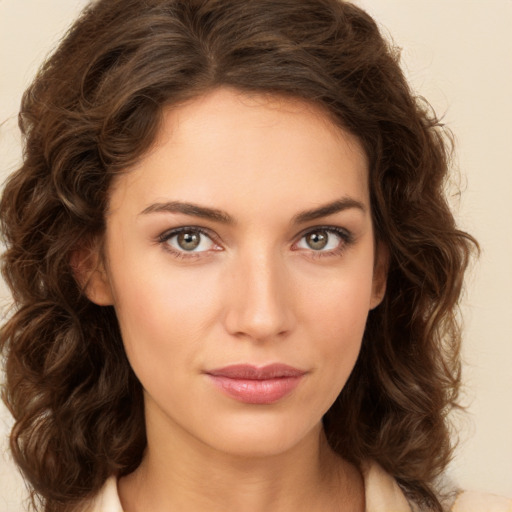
[205,364,306,404]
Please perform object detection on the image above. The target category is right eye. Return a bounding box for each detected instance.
[160,227,220,254]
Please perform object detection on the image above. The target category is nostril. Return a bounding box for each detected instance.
[223,290,294,342]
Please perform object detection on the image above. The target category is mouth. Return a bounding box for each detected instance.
[204,364,307,404]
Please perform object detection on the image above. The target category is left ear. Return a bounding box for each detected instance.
[370,242,389,310]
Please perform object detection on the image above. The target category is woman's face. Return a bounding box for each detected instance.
[89,88,386,458]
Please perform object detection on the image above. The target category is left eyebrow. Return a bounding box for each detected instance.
[139,197,365,225]
[292,197,366,224]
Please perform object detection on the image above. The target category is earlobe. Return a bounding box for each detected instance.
[70,242,114,306]
[370,243,389,310]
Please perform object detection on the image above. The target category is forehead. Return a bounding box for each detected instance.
[109,88,369,218]
[155,88,366,169]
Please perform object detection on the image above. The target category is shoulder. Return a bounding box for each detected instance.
[451,490,512,512]
[80,476,124,512]
[361,460,512,512]
[78,466,512,512]
[361,460,412,511]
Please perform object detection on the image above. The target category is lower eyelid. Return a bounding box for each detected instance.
[157,226,352,258]
[158,227,227,259]
[295,228,352,250]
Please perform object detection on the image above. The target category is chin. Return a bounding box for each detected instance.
[199,412,323,459]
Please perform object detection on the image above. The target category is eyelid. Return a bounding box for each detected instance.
[159,225,211,242]
[158,226,222,256]
[156,224,353,259]
[292,225,353,254]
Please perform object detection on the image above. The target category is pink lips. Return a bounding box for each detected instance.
[205,364,306,404]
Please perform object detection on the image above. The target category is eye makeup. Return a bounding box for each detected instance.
[158,226,222,259]
[156,224,354,261]
[293,225,354,259]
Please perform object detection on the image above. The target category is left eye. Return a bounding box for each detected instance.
[162,228,217,252]
[296,229,345,251]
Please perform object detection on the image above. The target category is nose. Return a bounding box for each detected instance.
[223,249,295,343]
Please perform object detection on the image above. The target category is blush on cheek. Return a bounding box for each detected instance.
[310,285,370,381]
[309,277,373,325]
[113,270,213,352]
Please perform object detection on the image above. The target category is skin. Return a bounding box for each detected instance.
[85,87,387,512]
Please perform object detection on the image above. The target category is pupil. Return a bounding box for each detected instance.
[178,232,200,251]
[307,231,328,250]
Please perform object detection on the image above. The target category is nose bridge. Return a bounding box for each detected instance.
[224,244,293,341]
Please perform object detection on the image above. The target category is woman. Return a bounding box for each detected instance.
[0,0,504,511]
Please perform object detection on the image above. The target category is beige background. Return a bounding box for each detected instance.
[1,0,511,510]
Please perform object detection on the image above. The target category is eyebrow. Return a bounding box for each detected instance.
[140,201,234,223]
[139,197,365,224]
[292,197,366,224]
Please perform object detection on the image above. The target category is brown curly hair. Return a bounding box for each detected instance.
[0,0,477,511]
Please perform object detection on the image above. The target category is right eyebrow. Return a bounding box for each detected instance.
[139,201,234,224]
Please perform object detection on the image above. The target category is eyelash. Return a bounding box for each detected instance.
[293,226,354,259]
[158,226,220,260]
[157,225,354,260]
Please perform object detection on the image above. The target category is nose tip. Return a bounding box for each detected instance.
[223,257,294,342]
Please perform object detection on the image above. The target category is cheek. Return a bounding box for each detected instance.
[297,258,375,393]
[312,285,369,370]
[302,260,374,338]
[106,253,222,381]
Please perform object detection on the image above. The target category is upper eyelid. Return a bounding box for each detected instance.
[158,226,221,254]
[157,224,352,249]
[295,225,352,240]
[292,227,354,260]
[159,225,217,241]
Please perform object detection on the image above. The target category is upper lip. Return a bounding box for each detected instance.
[205,364,306,380]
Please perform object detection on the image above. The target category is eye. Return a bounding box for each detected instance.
[295,227,351,253]
[160,227,219,254]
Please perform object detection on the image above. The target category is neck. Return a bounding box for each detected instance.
[118,410,364,512]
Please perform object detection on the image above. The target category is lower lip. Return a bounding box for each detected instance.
[207,375,304,404]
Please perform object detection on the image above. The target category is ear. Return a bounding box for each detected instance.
[70,240,114,306]
[370,242,389,310]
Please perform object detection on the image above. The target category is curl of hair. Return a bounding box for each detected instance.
[0,1,477,511]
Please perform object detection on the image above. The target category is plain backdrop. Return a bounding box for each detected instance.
[1,1,511,510]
